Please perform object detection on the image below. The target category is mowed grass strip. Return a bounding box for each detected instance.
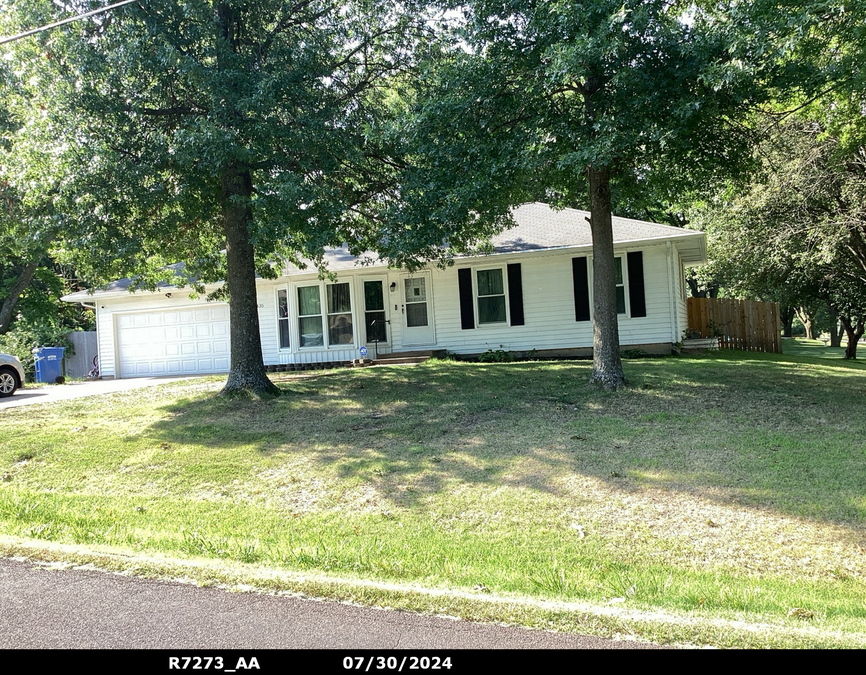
[1,352,865,645]
[781,336,855,360]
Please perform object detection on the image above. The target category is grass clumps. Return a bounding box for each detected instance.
[1,350,865,647]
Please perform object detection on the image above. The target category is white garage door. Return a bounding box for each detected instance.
[115,305,230,378]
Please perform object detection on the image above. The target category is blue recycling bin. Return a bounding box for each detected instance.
[33,347,66,383]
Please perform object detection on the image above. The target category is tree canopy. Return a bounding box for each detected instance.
[1,0,438,394]
[1,54,93,368]
[690,0,866,355]
[387,0,800,387]
[697,120,866,357]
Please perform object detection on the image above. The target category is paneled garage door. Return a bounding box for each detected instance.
[115,306,230,378]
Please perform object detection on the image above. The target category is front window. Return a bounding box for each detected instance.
[327,283,354,345]
[615,258,626,315]
[277,289,290,349]
[476,268,507,324]
[297,285,324,347]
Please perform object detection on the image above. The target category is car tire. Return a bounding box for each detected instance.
[0,368,19,397]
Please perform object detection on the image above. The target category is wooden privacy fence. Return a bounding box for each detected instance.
[687,298,782,353]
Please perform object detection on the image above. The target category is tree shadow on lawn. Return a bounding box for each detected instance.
[145,357,866,528]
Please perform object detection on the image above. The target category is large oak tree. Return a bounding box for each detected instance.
[2,0,428,395]
[389,0,825,387]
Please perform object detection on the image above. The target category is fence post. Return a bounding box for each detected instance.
[773,302,781,353]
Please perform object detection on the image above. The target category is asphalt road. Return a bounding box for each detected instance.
[0,558,659,650]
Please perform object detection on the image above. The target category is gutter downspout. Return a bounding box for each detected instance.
[666,241,678,343]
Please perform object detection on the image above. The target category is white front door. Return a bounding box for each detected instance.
[401,274,435,346]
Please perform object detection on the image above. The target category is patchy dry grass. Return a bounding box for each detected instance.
[1,351,865,647]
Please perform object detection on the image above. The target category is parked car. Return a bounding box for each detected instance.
[0,353,25,397]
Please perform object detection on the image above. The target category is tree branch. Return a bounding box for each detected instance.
[0,260,39,335]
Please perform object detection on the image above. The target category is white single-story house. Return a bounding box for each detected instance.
[62,203,706,378]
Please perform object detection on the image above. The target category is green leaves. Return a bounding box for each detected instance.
[2,1,442,285]
[696,117,866,344]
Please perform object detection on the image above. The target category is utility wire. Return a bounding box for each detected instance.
[0,0,139,46]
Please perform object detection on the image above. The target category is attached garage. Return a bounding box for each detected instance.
[114,305,230,378]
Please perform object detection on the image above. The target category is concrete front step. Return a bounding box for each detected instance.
[370,349,446,360]
[352,349,445,367]
[372,356,431,366]
[351,355,433,367]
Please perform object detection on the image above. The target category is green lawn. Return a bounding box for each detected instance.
[1,352,865,648]
[782,336,856,360]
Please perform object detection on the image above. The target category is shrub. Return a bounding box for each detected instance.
[478,349,514,363]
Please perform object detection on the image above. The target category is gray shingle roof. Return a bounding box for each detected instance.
[302,202,703,270]
[63,202,704,300]
[493,202,699,252]
[73,262,193,294]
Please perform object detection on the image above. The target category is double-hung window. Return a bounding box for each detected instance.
[476,268,507,324]
[297,285,324,347]
[614,257,626,315]
[295,282,355,348]
[326,283,353,345]
[277,289,290,349]
[572,252,646,321]
[459,264,524,330]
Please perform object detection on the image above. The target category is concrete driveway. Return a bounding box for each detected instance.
[0,376,193,409]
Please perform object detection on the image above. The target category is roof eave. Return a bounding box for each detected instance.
[463,231,706,261]
[61,281,224,303]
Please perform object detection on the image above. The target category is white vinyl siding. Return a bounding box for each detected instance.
[254,246,677,361]
[676,257,689,340]
[258,286,279,366]
[95,242,684,376]
[94,291,229,378]
[432,245,674,355]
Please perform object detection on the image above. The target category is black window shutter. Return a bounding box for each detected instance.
[572,257,591,322]
[507,263,525,326]
[627,251,647,318]
[458,268,475,330]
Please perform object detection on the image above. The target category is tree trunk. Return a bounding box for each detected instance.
[780,305,795,338]
[214,3,278,397]
[685,271,701,298]
[220,165,280,397]
[829,313,843,348]
[0,260,39,335]
[839,314,864,360]
[796,306,816,339]
[685,270,718,298]
[587,165,626,389]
